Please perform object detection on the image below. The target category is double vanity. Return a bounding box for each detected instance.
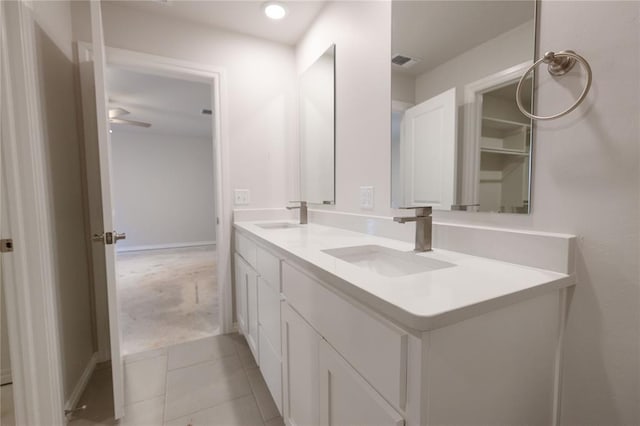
[232,0,576,423]
[233,216,575,425]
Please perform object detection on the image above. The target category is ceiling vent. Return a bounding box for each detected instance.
[392,54,421,68]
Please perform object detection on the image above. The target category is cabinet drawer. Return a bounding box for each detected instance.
[282,262,408,411]
[256,245,281,291]
[235,231,257,268]
[258,277,281,349]
[259,326,282,414]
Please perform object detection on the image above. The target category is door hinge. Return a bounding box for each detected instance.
[0,239,13,253]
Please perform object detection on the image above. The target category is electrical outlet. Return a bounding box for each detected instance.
[234,189,250,206]
[360,186,374,210]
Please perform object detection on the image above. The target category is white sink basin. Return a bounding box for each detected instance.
[323,245,455,277]
[256,222,302,230]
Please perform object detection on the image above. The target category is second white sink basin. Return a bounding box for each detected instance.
[323,245,455,277]
[256,222,302,230]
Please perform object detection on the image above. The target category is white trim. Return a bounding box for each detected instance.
[116,241,216,253]
[461,61,532,206]
[1,1,66,424]
[104,47,233,335]
[64,352,98,413]
[78,45,233,360]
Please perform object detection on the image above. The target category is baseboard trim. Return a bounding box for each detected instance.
[116,241,216,253]
[1,368,12,385]
[64,352,98,412]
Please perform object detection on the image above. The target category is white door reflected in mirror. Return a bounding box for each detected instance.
[392,88,457,210]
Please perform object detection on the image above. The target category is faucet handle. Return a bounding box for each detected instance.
[286,201,307,210]
[399,206,432,216]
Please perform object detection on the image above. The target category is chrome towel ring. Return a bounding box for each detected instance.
[516,50,592,121]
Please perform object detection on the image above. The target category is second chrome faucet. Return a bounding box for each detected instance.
[286,201,308,224]
[393,206,433,252]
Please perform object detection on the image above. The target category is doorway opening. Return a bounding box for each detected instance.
[105,65,220,355]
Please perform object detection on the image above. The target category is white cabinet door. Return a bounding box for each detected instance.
[246,265,259,363]
[235,254,248,336]
[282,304,320,426]
[319,340,404,426]
[259,325,282,414]
[401,87,457,210]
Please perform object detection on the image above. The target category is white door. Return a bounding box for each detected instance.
[319,340,404,426]
[401,88,457,210]
[282,303,320,426]
[77,2,126,419]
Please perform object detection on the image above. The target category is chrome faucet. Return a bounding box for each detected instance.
[286,201,308,224]
[393,206,432,252]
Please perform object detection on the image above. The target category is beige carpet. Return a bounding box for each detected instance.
[117,245,218,355]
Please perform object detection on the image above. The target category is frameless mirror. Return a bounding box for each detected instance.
[391,1,536,213]
[300,44,336,205]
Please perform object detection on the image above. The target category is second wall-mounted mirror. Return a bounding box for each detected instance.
[300,44,336,205]
[391,1,536,213]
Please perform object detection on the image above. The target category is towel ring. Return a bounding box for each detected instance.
[516,50,592,121]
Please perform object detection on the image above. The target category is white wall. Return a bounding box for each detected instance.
[100,2,299,210]
[296,1,639,423]
[414,20,534,106]
[296,1,392,214]
[30,0,96,403]
[391,71,415,104]
[111,130,216,250]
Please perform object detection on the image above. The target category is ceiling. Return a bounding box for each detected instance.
[106,66,212,138]
[110,0,327,46]
[392,1,535,77]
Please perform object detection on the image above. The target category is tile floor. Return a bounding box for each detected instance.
[117,246,219,355]
[69,333,283,426]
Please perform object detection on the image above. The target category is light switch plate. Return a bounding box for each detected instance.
[234,189,250,206]
[360,186,374,210]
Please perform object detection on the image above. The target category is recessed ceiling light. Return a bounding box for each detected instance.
[263,2,288,20]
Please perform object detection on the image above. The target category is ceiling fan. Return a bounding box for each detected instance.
[108,107,151,128]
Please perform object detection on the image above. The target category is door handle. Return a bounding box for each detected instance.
[92,231,126,245]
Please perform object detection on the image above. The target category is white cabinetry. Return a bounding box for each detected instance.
[234,231,283,414]
[319,339,404,426]
[282,304,320,426]
[234,253,249,346]
[236,225,566,426]
[234,252,259,363]
[280,259,561,426]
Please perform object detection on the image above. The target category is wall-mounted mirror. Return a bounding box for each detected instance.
[300,44,336,205]
[391,1,536,213]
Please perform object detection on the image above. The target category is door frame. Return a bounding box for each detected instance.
[461,60,532,207]
[78,44,234,360]
[0,1,66,424]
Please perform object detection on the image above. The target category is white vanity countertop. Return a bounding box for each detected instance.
[234,221,575,332]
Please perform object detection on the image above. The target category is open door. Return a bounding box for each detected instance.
[77,1,126,419]
[400,88,457,210]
